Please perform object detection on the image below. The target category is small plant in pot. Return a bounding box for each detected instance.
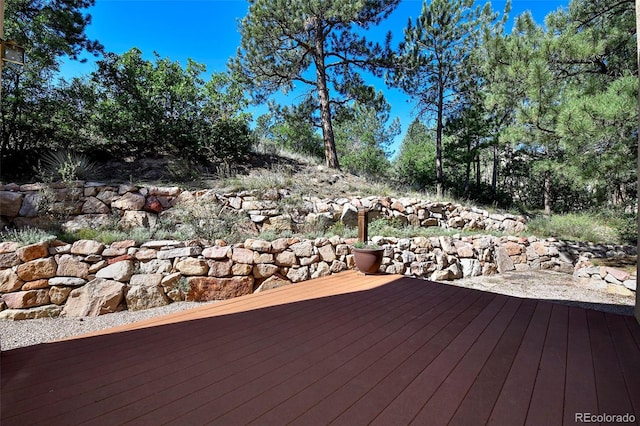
[352,241,384,274]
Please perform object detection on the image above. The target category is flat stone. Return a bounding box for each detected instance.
[129,274,163,287]
[202,246,231,259]
[286,266,310,283]
[112,191,145,210]
[208,259,233,277]
[494,246,515,274]
[95,260,134,282]
[161,272,182,290]
[134,249,158,261]
[187,276,254,301]
[119,211,157,229]
[253,263,279,279]
[141,240,184,249]
[290,241,313,258]
[71,240,105,256]
[21,279,50,290]
[2,289,50,309]
[176,258,209,276]
[50,286,73,305]
[56,254,90,279]
[244,239,272,253]
[16,257,57,281]
[623,279,637,291]
[138,259,172,274]
[0,252,20,268]
[157,247,202,260]
[82,197,110,214]
[605,284,634,297]
[318,244,336,262]
[275,251,297,267]
[254,274,291,292]
[0,269,23,293]
[125,285,169,311]
[0,191,23,216]
[232,247,255,264]
[16,241,50,262]
[0,241,20,254]
[49,277,87,287]
[231,263,253,276]
[0,305,62,320]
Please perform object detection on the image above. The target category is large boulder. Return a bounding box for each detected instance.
[61,278,125,317]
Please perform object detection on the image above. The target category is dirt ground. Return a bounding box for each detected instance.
[445,270,637,316]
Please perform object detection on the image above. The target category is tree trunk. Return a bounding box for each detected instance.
[313,28,339,170]
[464,138,471,196]
[544,169,552,216]
[435,84,444,198]
[491,139,498,194]
[475,141,481,192]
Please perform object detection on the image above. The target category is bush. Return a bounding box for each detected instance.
[35,150,102,182]
[200,119,255,163]
[525,211,634,244]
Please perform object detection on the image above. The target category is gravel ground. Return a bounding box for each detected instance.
[1,270,636,351]
[0,301,215,351]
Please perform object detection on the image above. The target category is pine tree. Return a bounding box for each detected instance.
[231,0,399,169]
[388,0,492,197]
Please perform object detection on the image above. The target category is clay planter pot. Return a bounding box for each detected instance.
[352,247,384,274]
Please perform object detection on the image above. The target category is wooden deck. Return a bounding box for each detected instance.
[2,271,639,425]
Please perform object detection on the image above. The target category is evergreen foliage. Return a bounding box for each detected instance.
[231,0,400,169]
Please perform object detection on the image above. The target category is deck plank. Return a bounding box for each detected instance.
[525,303,569,426]
[563,307,599,424]
[486,301,553,425]
[447,298,537,426]
[2,272,639,426]
[587,310,636,416]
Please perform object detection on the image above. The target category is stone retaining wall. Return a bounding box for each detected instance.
[0,235,635,320]
[0,181,527,234]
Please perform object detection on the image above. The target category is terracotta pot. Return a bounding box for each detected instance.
[352,247,384,274]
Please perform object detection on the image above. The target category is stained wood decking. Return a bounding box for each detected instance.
[2,271,639,425]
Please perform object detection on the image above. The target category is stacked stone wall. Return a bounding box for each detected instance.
[0,235,635,320]
[0,181,527,234]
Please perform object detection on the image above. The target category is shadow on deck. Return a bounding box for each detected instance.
[2,271,639,425]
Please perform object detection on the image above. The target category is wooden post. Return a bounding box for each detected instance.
[358,207,368,243]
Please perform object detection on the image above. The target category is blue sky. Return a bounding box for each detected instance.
[59,0,570,155]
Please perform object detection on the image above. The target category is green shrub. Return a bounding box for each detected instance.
[525,212,630,244]
[0,227,57,245]
[36,150,101,182]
